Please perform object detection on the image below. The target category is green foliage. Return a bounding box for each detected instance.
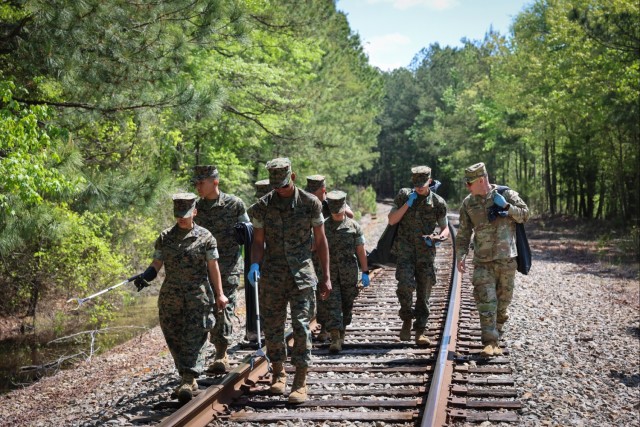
[0,78,79,212]
[342,185,378,219]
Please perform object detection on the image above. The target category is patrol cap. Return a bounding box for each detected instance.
[411,166,431,188]
[172,192,197,218]
[266,157,292,188]
[192,165,219,183]
[464,162,487,183]
[305,175,326,193]
[254,179,271,198]
[326,190,347,214]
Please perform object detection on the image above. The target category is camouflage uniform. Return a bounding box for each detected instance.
[322,191,365,332]
[456,162,529,346]
[306,175,327,328]
[252,164,323,368]
[192,166,249,348]
[154,200,219,377]
[391,168,448,331]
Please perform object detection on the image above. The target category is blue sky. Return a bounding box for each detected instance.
[336,0,534,71]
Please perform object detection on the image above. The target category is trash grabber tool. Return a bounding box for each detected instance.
[67,274,138,310]
[249,273,270,371]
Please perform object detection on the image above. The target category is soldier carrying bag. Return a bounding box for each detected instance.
[494,186,532,275]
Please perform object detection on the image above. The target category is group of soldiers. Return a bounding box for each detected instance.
[134,158,529,405]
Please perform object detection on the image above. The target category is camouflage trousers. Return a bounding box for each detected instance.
[209,274,239,347]
[472,258,517,345]
[320,277,359,332]
[312,258,326,326]
[395,253,437,330]
[261,271,314,368]
[158,283,214,376]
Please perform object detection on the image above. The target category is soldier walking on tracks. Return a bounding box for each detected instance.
[322,190,370,353]
[388,166,449,345]
[248,158,332,404]
[134,193,228,403]
[456,162,529,357]
[192,165,249,373]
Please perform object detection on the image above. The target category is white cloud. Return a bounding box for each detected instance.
[362,33,412,71]
[367,0,460,10]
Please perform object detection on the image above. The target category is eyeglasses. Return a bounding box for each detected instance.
[465,177,482,186]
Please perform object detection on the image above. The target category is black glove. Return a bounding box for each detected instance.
[134,266,157,292]
[487,204,509,222]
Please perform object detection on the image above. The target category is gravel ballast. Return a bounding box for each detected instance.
[0,207,637,427]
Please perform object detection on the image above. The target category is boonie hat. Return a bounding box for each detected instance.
[254,179,271,198]
[266,157,292,188]
[192,165,219,183]
[411,166,431,188]
[326,190,347,214]
[172,192,197,218]
[305,175,326,193]
[464,162,487,183]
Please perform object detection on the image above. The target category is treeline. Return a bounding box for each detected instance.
[365,0,638,223]
[1,0,638,325]
[0,1,382,322]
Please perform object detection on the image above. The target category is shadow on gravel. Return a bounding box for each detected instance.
[609,369,640,388]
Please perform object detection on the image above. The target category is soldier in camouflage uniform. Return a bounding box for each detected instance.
[191,165,249,374]
[134,193,229,403]
[305,175,353,341]
[322,191,370,353]
[388,166,449,345]
[456,162,529,357]
[249,158,332,404]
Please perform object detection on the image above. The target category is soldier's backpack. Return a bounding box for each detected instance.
[495,186,532,275]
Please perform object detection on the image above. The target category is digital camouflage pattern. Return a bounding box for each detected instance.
[153,223,219,376]
[456,183,529,345]
[464,162,487,182]
[391,188,448,330]
[305,175,326,193]
[455,185,529,261]
[194,192,248,347]
[321,216,365,332]
[251,186,323,367]
[266,157,291,188]
[192,165,219,182]
[326,190,347,214]
[254,179,271,199]
[410,166,431,187]
[172,192,197,218]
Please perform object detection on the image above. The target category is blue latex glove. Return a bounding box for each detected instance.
[424,236,433,247]
[493,192,508,208]
[361,273,370,287]
[248,263,260,286]
[407,191,418,207]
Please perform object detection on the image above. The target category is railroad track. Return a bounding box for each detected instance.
[138,224,521,426]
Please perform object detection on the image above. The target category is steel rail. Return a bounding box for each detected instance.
[421,220,461,426]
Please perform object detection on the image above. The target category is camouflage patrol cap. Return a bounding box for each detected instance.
[192,165,219,183]
[266,157,292,188]
[464,162,487,183]
[254,179,271,198]
[326,190,347,214]
[172,192,197,218]
[305,175,326,193]
[411,166,432,188]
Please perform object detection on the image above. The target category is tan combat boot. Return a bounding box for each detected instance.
[492,344,503,356]
[329,329,342,353]
[399,320,412,341]
[208,343,229,374]
[288,367,308,404]
[415,328,431,346]
[269,362,287,395]
[176,374,198,403]
[480,343,495,357]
